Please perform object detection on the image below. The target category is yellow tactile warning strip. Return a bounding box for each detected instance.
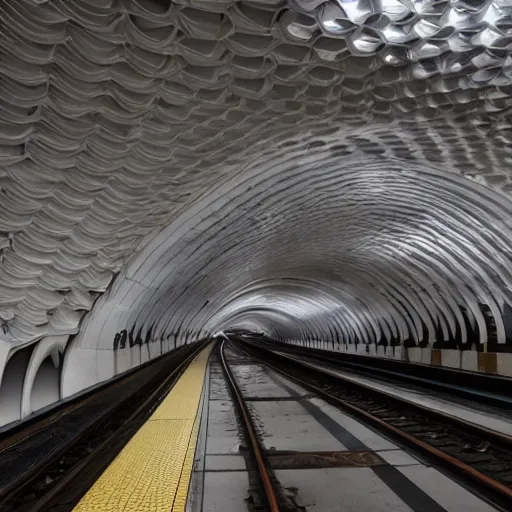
[73,345,213,512]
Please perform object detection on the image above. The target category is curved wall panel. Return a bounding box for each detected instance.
[0,346,32,425]
[2,0,512,425]
[29,357,60,416]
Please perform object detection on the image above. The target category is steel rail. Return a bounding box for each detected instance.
[219,340,280,512]
[242,342,512,506]
[279,351,512,447]
[254,339,512,409]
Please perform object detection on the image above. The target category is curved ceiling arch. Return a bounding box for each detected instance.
[2,0,512,422]
[202,278,368,339]
[69,149,512,358]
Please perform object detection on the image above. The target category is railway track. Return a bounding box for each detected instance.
[0,342,208,512]
[218,340,281,512]
[243,336,512,409]
[239,339,512,510]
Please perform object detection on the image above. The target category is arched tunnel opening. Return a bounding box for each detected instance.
[2,0,512,510]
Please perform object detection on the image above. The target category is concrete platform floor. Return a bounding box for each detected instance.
[186,350,499,512]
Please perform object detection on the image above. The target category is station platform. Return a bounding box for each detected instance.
[73,345,214,512]
[71,343,501,512]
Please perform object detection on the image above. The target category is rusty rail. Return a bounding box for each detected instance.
[219,340,280,512]
[241,341,512,508]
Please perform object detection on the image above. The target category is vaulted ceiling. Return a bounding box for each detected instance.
[1,0,512,424]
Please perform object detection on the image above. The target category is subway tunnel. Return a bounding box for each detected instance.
[1,1,512,510]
